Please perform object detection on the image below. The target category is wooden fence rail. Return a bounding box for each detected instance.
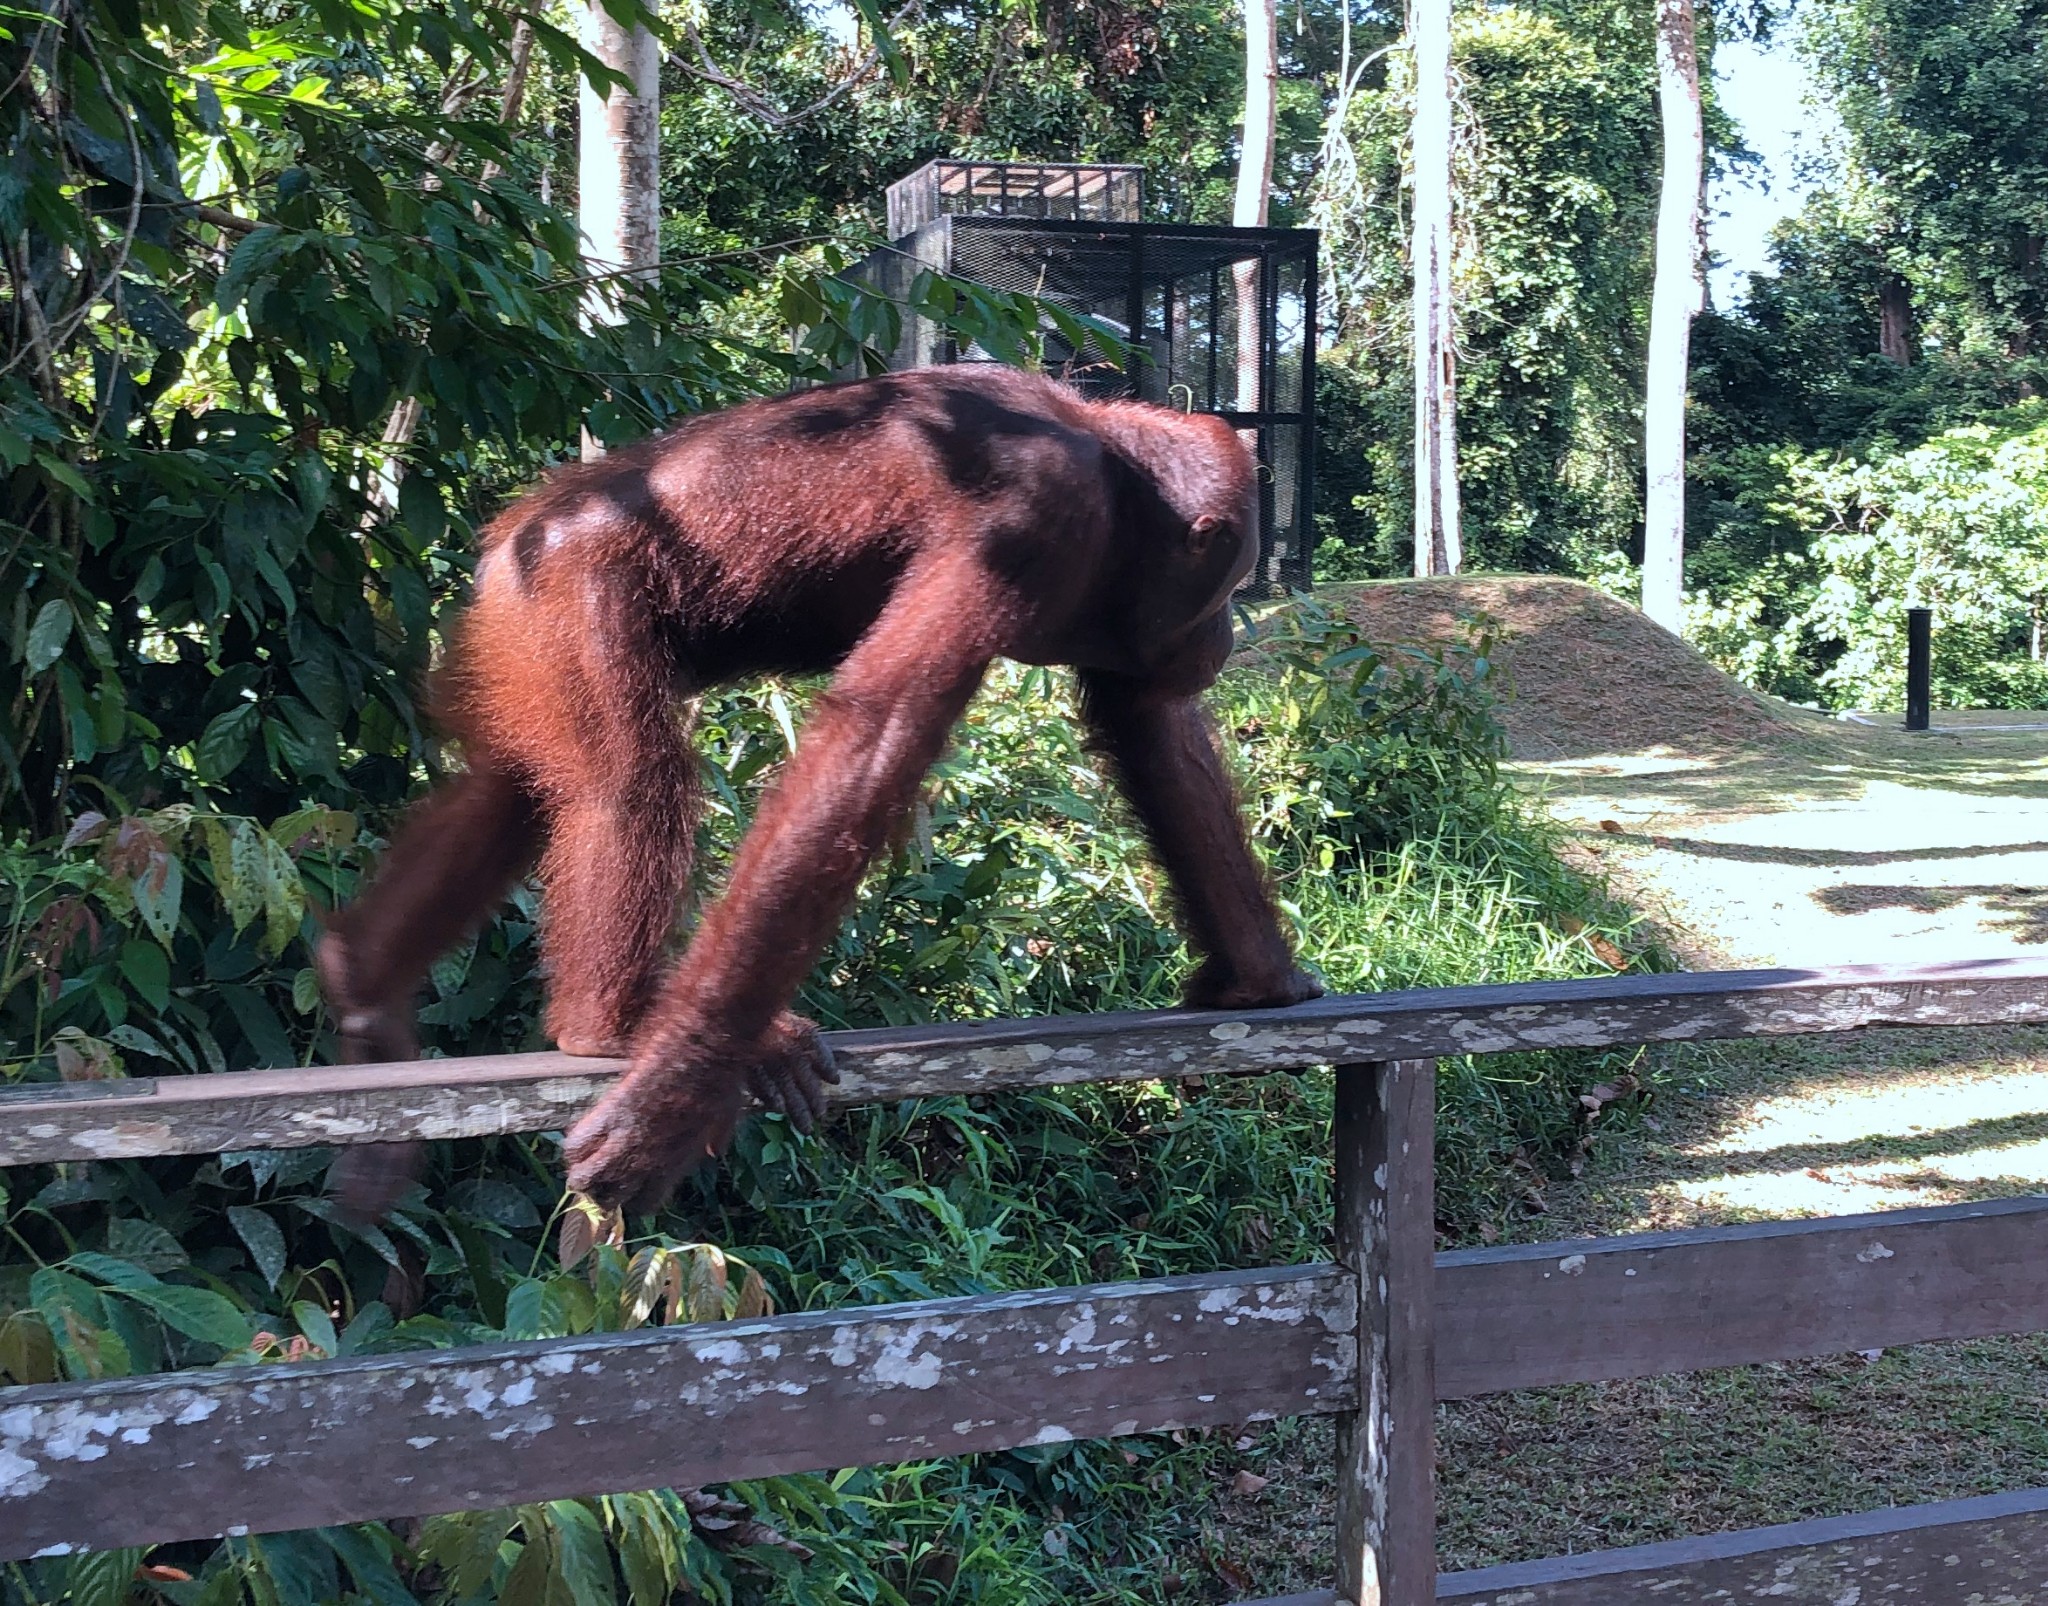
[6,959,2048,1166]
[6,954,2048,1600]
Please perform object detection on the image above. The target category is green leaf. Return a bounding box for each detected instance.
[203,816,266,932]
[497,1529,553,1606]
[133,850,184,947]
[119,1283,253,1351]
[501,1278,545,1339]
[24,598,71,672]
[258,829,306,958]
[229,1205,287,1290]
[292,1298,339,1358]
[319,1524,416,1604]
[0,1311,58,1383]
[195,703,261,783]
[249,1529,342,1606]
[119,937,171,1010]
[611,1491,677,1606]
[61,1548,144,1606]
[541,1276,596,1337]
[547,1501,618,1606]
[65,1251,159,1290]
[107,1217,189,1273]
[34,452,92,499]
[398,471,445,547]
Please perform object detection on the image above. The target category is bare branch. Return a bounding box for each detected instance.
[671,2,921,130]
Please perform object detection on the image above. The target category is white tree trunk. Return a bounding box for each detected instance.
[579,0,662,463]
[1233,0,1278,411]
[1641,0,1703,633]
[1409,0,1461,577]
[1230,0,1279,584]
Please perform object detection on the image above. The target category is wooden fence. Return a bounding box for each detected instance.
[6,956,2048,1602]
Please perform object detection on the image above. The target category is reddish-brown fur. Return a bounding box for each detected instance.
[320,365,1320,1214]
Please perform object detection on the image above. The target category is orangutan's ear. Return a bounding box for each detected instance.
[1188,513,1226,556]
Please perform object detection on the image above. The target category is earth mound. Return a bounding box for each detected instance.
[1319,576,1815,760]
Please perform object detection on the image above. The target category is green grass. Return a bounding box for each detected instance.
[1,605,1669,1606]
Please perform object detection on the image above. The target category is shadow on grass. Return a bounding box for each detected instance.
[1519,729,2048,817]
[1587,831,2048,870]
[1812,882,2048,943]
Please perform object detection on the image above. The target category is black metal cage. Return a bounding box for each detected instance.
[851,209,1319,592]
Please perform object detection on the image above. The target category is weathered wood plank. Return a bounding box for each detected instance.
[1435,1486,2048,1602]
[1334,1061,1437,1606]
[7,958,2048,1164]
[0,1265,1356,1560]
[1435,1195,2048,1398]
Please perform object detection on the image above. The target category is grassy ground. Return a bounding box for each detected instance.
[1188,1022,2048,1596]
[1161,579,2048,1599]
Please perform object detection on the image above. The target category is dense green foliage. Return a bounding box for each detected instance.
[1689,407,2048,709]
[1309,1,1663,577]
[3,600,1654,1602]
[1682,0,2048,709]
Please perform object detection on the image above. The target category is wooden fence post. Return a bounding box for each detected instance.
[1333,1059,1438,1605]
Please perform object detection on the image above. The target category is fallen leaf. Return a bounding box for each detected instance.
[1578,1074,1641,1114]
[1230,1470,1269,1497]
[1598,818,1623,834]
[1587,934,1628,969]
[1213,1556,1255,1593]
[138,1564,193,1582]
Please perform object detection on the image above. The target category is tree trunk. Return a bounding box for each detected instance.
[1640,0,1702,634]
[579,0,662,463]
[1410,0,1461,578]
[1877,271,1914,365]
[1232,0,1278,400]
[1231,0,1278,583]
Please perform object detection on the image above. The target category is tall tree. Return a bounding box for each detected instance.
[1410,0,1462,576]
[1234,0,1280,420]
[580,0,663,462]
[1640,0,1703,632]
[1806,0,2048,371]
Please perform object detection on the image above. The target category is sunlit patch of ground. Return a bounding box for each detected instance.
[1192,582,2048,1597]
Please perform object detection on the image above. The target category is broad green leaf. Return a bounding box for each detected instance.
[547,1501,618,1606]
[229,1205,287,1290]
[107,1218,189,1273]
[195,703,261,784]
[496,1531,552,1606]
[291,1299,339,1358]
[120,1283,253,1351]
[133,850,184,947]
[0,1311,58,1383]
[24,598,70,672]
[258,829,306,958]
[118,936,170,1009]
[203,815,266,932]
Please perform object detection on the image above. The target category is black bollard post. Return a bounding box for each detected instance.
[1906,606,1932,732]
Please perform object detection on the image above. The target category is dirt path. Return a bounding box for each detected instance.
[1526,741,2048,968]
[1207,579,2048,1587]
[1333,574,2048,969]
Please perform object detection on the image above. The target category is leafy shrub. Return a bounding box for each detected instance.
[2,599,1655,1602]
[1689,407,2048,711]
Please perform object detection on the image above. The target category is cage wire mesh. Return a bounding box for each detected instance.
[848,167,1319,593]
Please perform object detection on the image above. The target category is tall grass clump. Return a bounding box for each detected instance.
[1,597,1658,1604]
